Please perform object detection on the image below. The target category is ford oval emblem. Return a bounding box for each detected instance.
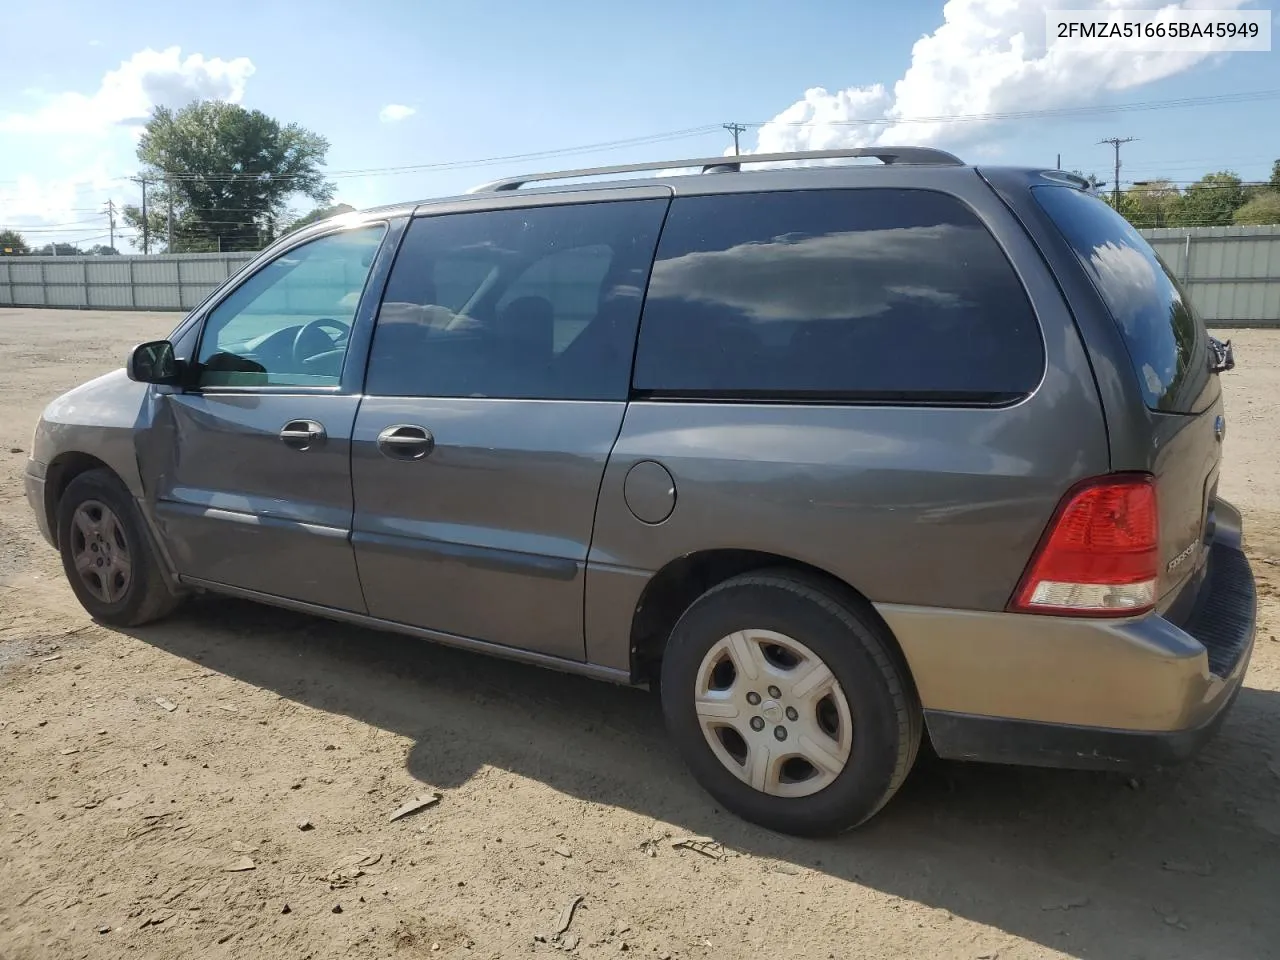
[1214,415,1225,442]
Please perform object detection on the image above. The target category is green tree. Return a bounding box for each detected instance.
[1270,159,1280,191]
[89,244,120,256]
[1171,171,1249,227]
[285,202,356,234]
[1233,191,1280,226]
[1116,180,1181,228]
[121,204,169,253]
[0,229,28,255]
[122,101,334,253]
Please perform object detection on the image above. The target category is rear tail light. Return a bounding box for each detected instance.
[1010,474,1158,617]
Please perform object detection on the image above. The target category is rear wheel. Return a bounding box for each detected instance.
[57,469,181,627]
[660,570,920,835]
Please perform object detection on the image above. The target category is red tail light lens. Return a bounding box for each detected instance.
[1010,474,1158,617]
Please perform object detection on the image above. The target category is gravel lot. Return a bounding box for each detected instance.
[1,308,1278,960]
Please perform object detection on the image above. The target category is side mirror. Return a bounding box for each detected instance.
[127,340,182,385]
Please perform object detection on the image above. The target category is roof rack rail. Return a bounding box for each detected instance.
[467,146,965,193]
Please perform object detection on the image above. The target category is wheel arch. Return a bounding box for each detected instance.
[629,548,916,696]
[44,452,118,543]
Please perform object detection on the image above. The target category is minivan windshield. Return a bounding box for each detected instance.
[1033,185,1211,414]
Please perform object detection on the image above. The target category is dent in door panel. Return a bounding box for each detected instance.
[153,392,366,611]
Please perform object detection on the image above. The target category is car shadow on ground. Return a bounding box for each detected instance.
[128,597,1280,960]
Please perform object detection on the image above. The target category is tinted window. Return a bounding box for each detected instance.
[1033,185,1209,413]
[497,244,614,351]
[367,199,667,400]
[432,258,495,313]
[197,226,385,387]
[632,190,1043,401]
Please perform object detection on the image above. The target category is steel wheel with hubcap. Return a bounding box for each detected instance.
[661,569,921,836]
[57,469,182,627]
[68,499,133,604]
[695,629,852,798]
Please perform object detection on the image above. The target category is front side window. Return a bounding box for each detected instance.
[366,199,668,401]
[633,189,1045,402]
[196,225,386,388]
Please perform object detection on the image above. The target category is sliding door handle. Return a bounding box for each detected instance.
[377,424,435,461]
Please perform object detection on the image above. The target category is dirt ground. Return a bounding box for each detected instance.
[1,308,1278,960]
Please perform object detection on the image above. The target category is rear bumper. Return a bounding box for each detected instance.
[880,497,1256,771]
[923,682,1243,771]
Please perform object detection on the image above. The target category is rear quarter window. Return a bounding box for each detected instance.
[1032,185,1210,413]
[632,188,1044,403]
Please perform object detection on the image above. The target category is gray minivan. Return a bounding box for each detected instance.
[24,148,1256,835]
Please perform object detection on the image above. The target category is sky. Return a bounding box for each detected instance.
[1,0,1278,251]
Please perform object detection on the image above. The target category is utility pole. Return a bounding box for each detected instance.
[723,122,747,156]
[104,199,116,252]
[1099,137,1136,209]
[132,177,150,254]
[166,175,175,254]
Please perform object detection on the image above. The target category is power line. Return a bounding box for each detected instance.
[0,221,107,232]
[146,93,1274,182]
[747,89,1280,127]
[0,89,1276,197]
[1129,154,1279,169]
[52,89,1280,188]
[1125,181,1271,187]
[26,232,114,251]
[0,125,723,188]
[114,127,726,185]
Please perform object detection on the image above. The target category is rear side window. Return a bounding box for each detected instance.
[367,199,667,400]
[632,189,1044,402]
[1033,185,1209,413]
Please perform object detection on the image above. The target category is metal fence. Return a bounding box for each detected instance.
[3,225,1280,325]
[0,252,254,311]
[1143,225,1280,326]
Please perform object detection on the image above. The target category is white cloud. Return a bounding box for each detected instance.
[378,104,416,124]
[753,0,1252,155]
[0,163,130,249]
[0,48,254,242]
[0,46,254,135]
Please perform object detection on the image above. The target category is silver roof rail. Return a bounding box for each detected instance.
[467,147,965,193]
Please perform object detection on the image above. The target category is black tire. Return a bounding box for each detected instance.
[56,469,182,627]
[660,569,921,836]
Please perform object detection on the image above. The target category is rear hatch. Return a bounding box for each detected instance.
[1030,185,1227,612]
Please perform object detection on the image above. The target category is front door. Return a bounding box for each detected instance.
[350,195,669,660]
[151,223,389,611]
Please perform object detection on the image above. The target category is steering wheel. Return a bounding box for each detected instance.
[292,318,351,365]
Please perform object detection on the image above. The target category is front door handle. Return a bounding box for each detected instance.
[377,424,435,461]
[280,419,326,451]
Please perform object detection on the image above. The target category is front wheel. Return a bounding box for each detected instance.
[660,570,921,836]
[57,469,182,627]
